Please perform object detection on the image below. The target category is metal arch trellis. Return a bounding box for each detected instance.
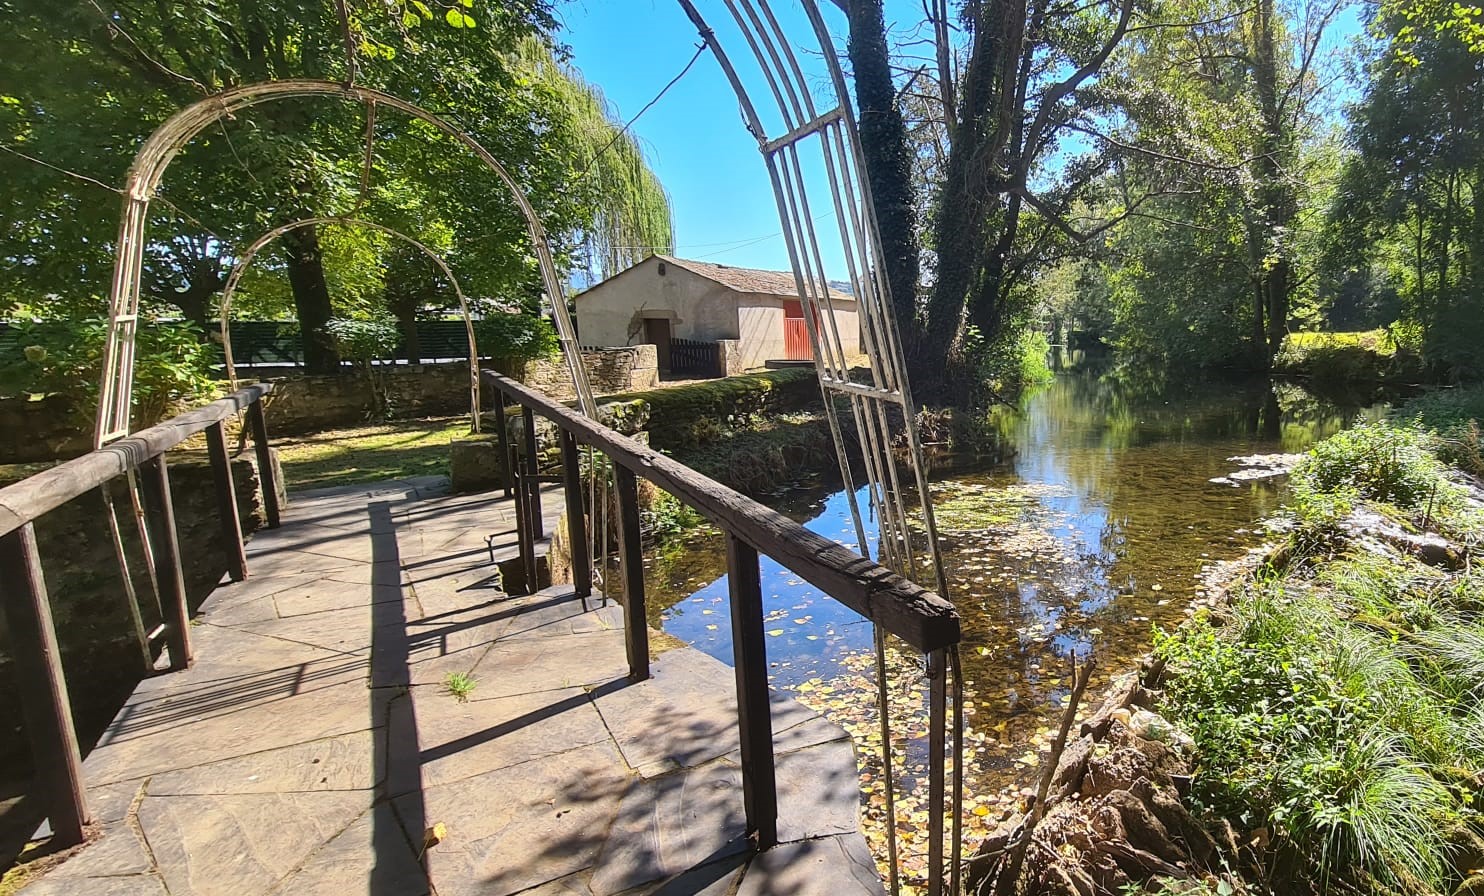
[675,2,962,894]
[216,216,484,432]
[94,78,598,449]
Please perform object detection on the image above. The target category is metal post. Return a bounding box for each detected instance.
[494,399,512,498]
[522,406,543,540]
[726,535,777,849]
[927,649,948,896]
[0,523,90,846]
[207,420,248,582]
[246,399,281,529]
[614,465,649,682]
[560,431,591,598]
[142,456,192,670]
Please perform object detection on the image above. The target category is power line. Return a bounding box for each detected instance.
[576,42,709,181]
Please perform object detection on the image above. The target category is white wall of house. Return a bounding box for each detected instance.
[575,258,740,347]
[574,255,860,372]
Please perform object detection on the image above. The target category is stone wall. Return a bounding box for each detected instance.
[0,395,92,463]
[0,452,272,766]
[262,348,659,436]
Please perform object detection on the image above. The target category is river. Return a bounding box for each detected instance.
[642,366,1389,878]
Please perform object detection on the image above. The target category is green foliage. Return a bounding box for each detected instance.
[1157,416,1484,894]
[642,490,707,545]
[1324,0,1484,379]
[322,317,399,363]
[0,0,671,366]
[1155,574,1476,893]
[604,369,820,452]
[1401,385,1484,476]
[442,670,476,703]
[472,314,558,363]
[0,318,217,427]
[1273,329,1423,386]
[1290,422,1451,510]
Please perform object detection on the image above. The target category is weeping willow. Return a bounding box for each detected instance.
[516,38,675,283]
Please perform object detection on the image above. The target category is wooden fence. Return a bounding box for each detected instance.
[483,370,960,849]
[0,384,279,846]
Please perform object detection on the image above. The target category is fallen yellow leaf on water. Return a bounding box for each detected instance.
[767,629,785,637]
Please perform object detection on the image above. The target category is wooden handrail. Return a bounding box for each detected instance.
[0,381,278,850]
[481,371,959,652]
[0,384,274,538]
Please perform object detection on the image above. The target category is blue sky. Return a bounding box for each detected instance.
[557,1,1367,279]
[558,0,862,276]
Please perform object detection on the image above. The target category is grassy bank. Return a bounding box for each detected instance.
[1274,329,1425,387]
[1149,418,1484,894]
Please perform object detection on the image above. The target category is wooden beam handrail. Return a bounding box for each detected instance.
[0,383,274,538]
[481,371,960,652]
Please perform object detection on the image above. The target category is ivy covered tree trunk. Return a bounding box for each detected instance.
[1250,0,1297,365]
[841,0,921,351]
[281,223,341,374]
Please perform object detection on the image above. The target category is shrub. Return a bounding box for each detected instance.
[321,317,399,363]
[1290,423,1449,511]
[1399,385,1484,478]
[473,314,559,363]
[0,318,218,428]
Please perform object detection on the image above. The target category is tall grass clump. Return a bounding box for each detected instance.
[1155,424,1484,894]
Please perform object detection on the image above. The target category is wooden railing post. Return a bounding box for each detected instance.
[522,406,543,540]
[494,400,513,498]
[726,535,777,849]
[142,456,192,670]
[614,465,649,681]
[0,523,90,845]
[207,420,248,583]
[927,649,948,896]
[246,399,281,529]
[560,432,591,598]
[510,409,538,594]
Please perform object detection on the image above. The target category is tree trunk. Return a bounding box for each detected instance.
[391,298,422,364]
[842,0,921,350]
[1251,0,1295,363]
[281,223,341,374]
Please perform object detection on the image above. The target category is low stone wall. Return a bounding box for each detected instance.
[0,395,92,462]
[0,452,273,767]
[262,348,659,436]
[515,344,659,401]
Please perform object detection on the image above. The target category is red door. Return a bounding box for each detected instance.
[783,300,810,360]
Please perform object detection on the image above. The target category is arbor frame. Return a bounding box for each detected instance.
[95,78,594,447]
[217,216,482,430]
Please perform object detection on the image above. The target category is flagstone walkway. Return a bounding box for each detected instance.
[18,476,883,895]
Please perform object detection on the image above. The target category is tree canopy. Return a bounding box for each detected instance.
[0,0,672,371]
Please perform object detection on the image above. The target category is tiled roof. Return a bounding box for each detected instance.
[655,256,854,302]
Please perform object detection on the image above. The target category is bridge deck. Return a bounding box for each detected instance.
[19,477,881,896]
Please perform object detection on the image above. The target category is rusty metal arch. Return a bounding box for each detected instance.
[217,215,483,431]
[95,78,594,447]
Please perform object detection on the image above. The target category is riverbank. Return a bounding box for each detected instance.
[970,402,1484,894]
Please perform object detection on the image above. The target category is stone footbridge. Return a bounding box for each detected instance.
[17,475,882,895]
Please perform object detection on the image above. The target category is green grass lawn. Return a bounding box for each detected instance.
[274,416,472,492]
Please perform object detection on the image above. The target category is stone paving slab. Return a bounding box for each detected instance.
[20,475,883,896]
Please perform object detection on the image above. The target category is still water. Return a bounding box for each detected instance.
[645,369,1388,793]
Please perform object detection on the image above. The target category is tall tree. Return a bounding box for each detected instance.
[1327,0,1484,376]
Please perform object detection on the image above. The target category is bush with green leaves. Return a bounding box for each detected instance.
[1290,422,1451,511]
[321,318,400,364]
[0,318,218,428]
[472,314,559,363]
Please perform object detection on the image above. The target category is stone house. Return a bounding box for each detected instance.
[573,255,859,375]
